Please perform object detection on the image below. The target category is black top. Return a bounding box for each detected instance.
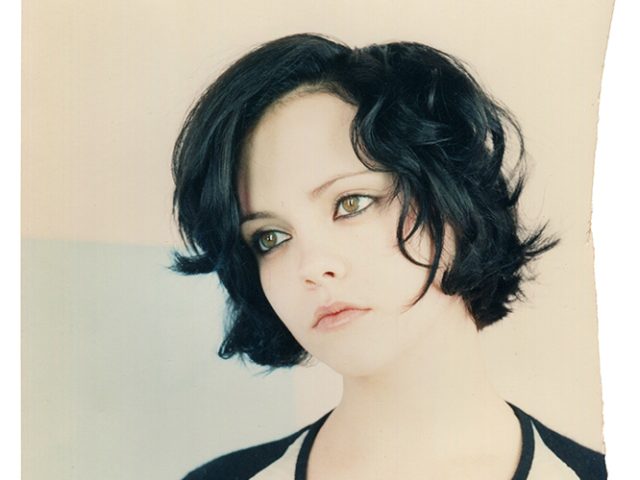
[183,404,606,479]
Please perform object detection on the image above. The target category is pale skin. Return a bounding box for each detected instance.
[237,91,522,479]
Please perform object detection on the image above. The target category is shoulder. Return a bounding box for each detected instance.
[181,414,327,480]
[511,404,607,479]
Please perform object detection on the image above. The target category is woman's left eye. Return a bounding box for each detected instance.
[334,195,375,219]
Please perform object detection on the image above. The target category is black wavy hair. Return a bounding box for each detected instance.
[172,33,558,368]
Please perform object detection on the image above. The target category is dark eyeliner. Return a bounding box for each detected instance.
[250,230,289,255]
[333,194,377,220]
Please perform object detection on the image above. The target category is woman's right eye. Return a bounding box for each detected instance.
[252,230,291,254]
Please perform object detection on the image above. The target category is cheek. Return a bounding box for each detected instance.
[352,208,432,299]
[379,201,433,269]
[258,261,300,331]
[259,264,280,311]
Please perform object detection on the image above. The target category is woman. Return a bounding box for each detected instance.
[172,34,606,479]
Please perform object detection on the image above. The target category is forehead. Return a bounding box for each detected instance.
[238,92,364,211]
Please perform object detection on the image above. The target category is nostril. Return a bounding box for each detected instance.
[299,253,347,286]
[303,270,335,287]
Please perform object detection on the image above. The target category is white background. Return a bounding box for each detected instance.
[591,0,640,477]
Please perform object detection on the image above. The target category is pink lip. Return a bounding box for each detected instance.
[313,302,371,331]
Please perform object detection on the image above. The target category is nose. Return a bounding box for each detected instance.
[297,244,348,288]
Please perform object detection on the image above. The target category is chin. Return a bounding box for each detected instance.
[303,306,433,379]
[312,340,408,379]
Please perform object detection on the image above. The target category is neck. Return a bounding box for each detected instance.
[330,300,513,456]
[307,299,522,478]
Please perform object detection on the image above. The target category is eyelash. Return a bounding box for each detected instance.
[250,194,377,256]
[251,230,292,255]
[333,194,376,219]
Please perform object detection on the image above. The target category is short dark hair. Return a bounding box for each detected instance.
[171,33,558,368]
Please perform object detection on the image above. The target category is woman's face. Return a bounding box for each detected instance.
[238,92,457,377]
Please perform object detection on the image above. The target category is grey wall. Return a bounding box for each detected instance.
[23,239,297,479]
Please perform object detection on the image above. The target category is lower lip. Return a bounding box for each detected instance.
[314,308,370,331]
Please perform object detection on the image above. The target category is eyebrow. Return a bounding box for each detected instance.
[309,170,373,198]
[240,211,277,225]
[240,170,374,225]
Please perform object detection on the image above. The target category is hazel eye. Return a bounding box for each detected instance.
[253,230,291,253]
[335,195,375,219]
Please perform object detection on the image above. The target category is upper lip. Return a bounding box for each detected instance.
[313,302,370,327]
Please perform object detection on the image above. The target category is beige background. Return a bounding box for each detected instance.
[22,1,613,478]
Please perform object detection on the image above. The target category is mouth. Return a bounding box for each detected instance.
[313,302,371,331]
